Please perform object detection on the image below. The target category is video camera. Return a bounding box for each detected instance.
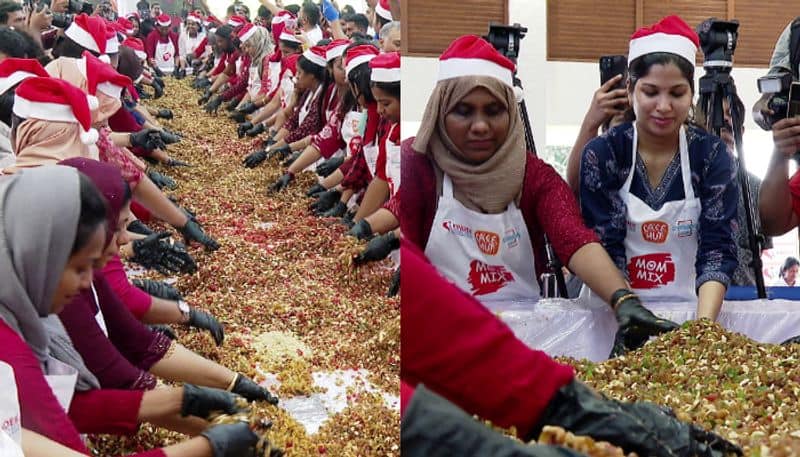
[50,0,95,28]
[483,23,527,64]
[697,18,739,70]
[755,73,794,130]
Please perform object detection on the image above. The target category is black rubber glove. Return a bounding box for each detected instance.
[166,158,192,167]
[229,111,247,123]
[148,324,177,340]
[131,129,167,151]
[155,109,173,120]
[316,156,344,177]
[306,183,326,197]
[231,374,279,404]
[611,289,679,356]
[282,151,301,167]
[531,380,743,457]
[204,95,224,114]
[147,170,177,190]
[237,121,253,138]
[198,89,212,106]
[152,79,164,98]
[172,66,186,79]
[268,173,294,192]
[159,130,182,145]
[783,335,800,345]
[152,66,164,78]
[246,123,265,137]
[243,149,268,168]
[188,308,224,346]
[194,77,212,89]
[310,189,342,214]
[201,423,259,457]
[341,211,356,229]
[356,232,399,265]
[131,232,198,275]
[320,201,347,218]
[127,219,155,236]
[132,278,183,301]
[134,83,149,99]
[348,219,373,240]
[225,99,240,112]
[238,101,258,114]
[387,268,399,297]
[179,219,220,251]
[182,384,245,418]
[266,145,292,161]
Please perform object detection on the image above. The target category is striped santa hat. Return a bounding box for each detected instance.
[0,58,49,96]
[228,14,247,28]
[370,51,399,83]
[325,39,349,61]
[82,51,133,99]
[375,0,392,21]
[104,20,120,55]
[302,46,327,67]
[122,37,147,60]
[186,12,203,25]
[64,14,107,55]
[116,17,135,35]
[13,77,99,145]
[628,15,699,65]
[156,14,171,27]
[238,22,261,43]
[344,44,379,77]
[437,35,515,88]
[279,27,302,44]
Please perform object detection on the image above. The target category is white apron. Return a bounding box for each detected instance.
[43,357,78,412]
[0,362,21,445]
[247,65,262,99]
[183,33,204,75]
[267,60,281,95]
[622,125,700,302]
[384,124,401,196]
[280,70,295,108]
[298,85,323,125]
[424,174,540,301]
[342,110,362,158]
[154,39,176,73]
[91,283,108,337]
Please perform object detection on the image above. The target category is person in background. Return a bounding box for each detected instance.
[299,1,323,45]
[379,20,400,53]
[0,0,25,28]
[145,13,180,74]
[139,1,160,38]
[373,0,392,39]
[342,13,369,38]
[774,257,800,287]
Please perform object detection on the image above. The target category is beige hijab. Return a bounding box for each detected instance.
[412,75,526,214]
[46,57,119,126]
[12,120,90,168]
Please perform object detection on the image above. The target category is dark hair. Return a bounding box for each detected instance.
[53,35,100,59]
[72,173,108,255]
[302,2,320,26]
[341,5,355,15]
[623,52,695,125]
[16,29,50,66]
[0,27,31,59]
[349,31,372,43]
[0,82,19,126]
[371,81,399,100]
[375,13,390,30]
[346,13,369,32]
[298,54,330,126]
[257,5,271,19]
[280,39,302,52]
[0,0,22,25]
[781,257,800,278]
[285,4,300,15]
[346,43,378,107]
[215,24,234,40]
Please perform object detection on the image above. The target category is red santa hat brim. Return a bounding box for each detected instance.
[437,35,516,88]
[239,23,259,43]
[279,30,302,44]
[65,16,105,54]
[303,48,327,67]
[326,40,349,61]
[628,15,699,65]
[0,72,38,96]
[186,14,202,24]
[157,15,171,27]
[375,0,392,21]
[13,95,99,144]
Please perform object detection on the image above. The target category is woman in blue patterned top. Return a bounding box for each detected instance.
[579,15,739,321]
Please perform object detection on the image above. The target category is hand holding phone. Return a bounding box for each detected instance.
[599,55,628,90]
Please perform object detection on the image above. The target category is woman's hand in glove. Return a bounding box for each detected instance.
[133,279,183,301]
[204,95,224,114]
[179,219,220,251]
[246,123,265,137]
[237,121,254,138]
[155,109,173,119]
[152,79,164,98]
[243,149,268,168]
[310,189,342,214]
[201,423,259,457]
[306,183,326,197]
[229,111,247,123]
[266,145,292,161]
[166,158,192,167]
[611,290,679,356]
[130,232,198,275]
[224,99,240,112]
[187,308,224,346]
[268,172,294,192]
[238,101,258,114]
[127,219,155,236]
[316,156,344,177]
[181,384,246,419]
[282,151,301,167]
[147,170,177,190]
[231,373,279,404]
[159,130,182,145]
[320,201,347,218]
[355,232,399,265]
[347,219,373,240]
[132,129,167,150]
[198,89,212,106]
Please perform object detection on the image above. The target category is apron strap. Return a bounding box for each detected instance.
[677,126,695,200]
[623,125,638,192]
[442,174,455,199]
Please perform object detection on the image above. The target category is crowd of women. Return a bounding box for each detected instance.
[0,0,402,454]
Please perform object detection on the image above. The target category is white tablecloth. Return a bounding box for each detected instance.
[484,296,800,362]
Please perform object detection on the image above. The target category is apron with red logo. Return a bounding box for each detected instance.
[248,64,262,99]
[424,174,540,301]
[341,110,362,158]
[154,39,176,73]
[384,124,401,196]
[621,125,699,302]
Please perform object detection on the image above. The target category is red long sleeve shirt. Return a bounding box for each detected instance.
[400,242,575,438]
[101,255,153,319]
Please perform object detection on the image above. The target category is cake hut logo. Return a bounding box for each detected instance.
[641,220,669,244]
[627,253,676,289]
[468,260,514,296]
[474,230,500,256]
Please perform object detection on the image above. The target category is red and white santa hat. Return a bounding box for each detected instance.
[104,21,120,55]
[205,14,221,27]
[82,51,133,100]
[124,11,139,21]
[303,46,327,67]
[279,27,302,44]
[344,45,379,77]
[186,12,203,25]
[228,14,247,28]
[156,13,171,27]
[238,22,260,43]
[122,37,147,60]
[370,51,400,83]
[375,0,392,21]
[65,13,107,55]
[437,35,515,88]
[116,17,135,35]
[271,10,295,25]
[629,15,699,65]
[0,58,49,96]
[13,77,99,144]
[326,39,349,61]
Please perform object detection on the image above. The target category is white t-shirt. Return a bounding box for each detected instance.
[305,26,323,46]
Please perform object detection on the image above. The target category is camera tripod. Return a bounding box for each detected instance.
[698,71,768,298]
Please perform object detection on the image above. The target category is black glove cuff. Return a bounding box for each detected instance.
[386,231,400,250]
[610,288,637,309]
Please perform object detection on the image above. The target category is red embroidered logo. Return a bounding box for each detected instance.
[627,253,676,289]
[468,260,514,296]
[641,221,669,244]
[474,230,501,256]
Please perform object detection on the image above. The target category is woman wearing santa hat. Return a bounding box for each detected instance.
[579,15,738,322]
[402,35,678,354]
[0,58,50,170]
[177,12,205,75]
[145,13,180,74]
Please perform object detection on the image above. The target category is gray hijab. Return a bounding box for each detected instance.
[0,166,99,389]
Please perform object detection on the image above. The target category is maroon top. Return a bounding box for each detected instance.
[282,84,327,144]
[400,242,575,438]
[399,138,599,283]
